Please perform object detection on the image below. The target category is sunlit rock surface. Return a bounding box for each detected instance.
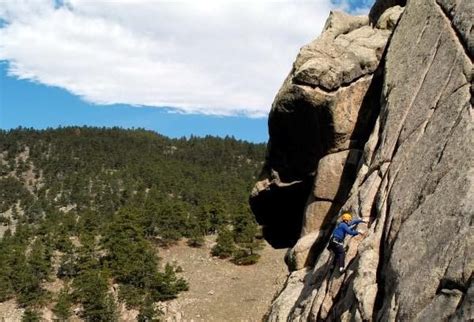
[251,0,473,320]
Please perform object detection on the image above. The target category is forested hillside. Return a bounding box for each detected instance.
[0,127,266,320]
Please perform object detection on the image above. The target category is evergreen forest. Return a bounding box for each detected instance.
[0,127,266,321]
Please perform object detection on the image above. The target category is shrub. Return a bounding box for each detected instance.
[231,250,260,266]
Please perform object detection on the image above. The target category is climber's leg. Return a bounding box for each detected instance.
[334,243,345,270]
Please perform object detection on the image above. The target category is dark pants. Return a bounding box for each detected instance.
[329,240,345,269]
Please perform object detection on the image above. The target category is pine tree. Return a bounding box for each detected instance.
[0,241,14,301]
[149,263,188,301]
[0,272,13,301]
[156,200,187,245]
[207,198,228,234]
[233,212,262,253]
[12,250,45,306]
[21,308,41,322]
[137,295,161,322]
[72,269,117,321]
[231,208,263,265]
[28,239,51,282]
[52,287,72,321]
[187,231,205,248]
[211,226,235,258]
[186,217,205,248]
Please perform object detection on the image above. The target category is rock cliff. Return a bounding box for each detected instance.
[250,0,473,320]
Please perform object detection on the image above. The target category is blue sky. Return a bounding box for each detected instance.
[0,63,269,142]
[0,0,372,143]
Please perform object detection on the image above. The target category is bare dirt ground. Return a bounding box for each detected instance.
[157,237,289,322]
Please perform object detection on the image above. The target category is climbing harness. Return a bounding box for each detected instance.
[331,237,344,246]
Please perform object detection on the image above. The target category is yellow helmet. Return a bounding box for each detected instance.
[341,212,352,222]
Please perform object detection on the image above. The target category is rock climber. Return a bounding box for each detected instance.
[328,211,366,273]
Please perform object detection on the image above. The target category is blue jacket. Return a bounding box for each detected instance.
[332,219,364,241]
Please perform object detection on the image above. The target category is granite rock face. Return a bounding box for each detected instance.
[250,8,402,248]
[252,0,473,320]
[369,0,407,25]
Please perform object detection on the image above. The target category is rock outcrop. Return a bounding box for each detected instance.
[250,7,403,249]
[251,0,473,320]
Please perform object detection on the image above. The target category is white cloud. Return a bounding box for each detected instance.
[0,0,347,117]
